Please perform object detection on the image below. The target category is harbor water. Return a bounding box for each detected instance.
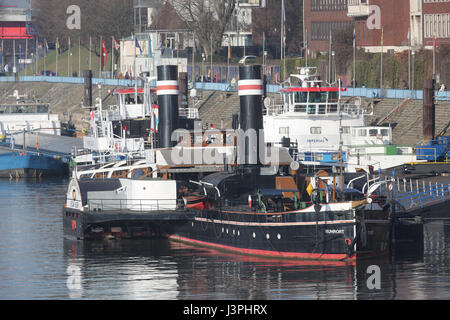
[1,179,450,300]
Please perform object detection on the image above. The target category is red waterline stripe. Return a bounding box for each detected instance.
[238,85,263,91]
[168,234,355,261]
[157,85,179,91]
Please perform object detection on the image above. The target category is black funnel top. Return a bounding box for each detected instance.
[157,65,179,148]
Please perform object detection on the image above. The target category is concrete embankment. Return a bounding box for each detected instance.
[0,82,117,133]
[0,82,448,146]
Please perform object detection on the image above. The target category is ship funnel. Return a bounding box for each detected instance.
[157,65,180,148]
[238,64,264,174]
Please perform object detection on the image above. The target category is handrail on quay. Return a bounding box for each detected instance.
[0,75,449,101]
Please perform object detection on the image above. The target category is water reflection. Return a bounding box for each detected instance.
[2,178,450,300]
[64,238,409,300]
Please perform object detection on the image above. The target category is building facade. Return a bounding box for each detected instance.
[304,0,450,55]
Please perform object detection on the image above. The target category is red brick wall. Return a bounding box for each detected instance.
[356,0,410,48]
[304,0,352,53]
[423,1,450,46]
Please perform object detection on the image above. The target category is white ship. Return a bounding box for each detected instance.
[263,67,421,173]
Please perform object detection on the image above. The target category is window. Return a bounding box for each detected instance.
[294,105,307,112]
[342,126,351,134]
[294,92,308,103]
[307,105,317,115]
[318,105,326,114]
[369,129,378,136]
[327,104,338,113]
[380,129,389,137]
[279,127,289,135]
[358,129,367,136]
[310,127,322,134]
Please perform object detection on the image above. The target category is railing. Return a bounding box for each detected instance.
[1,75,449,101]
[88,198,178,212]
[394,180,450,210]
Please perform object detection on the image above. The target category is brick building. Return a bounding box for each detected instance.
[304,0,450,55]
[422,0,450,48]
[304,0,353,55]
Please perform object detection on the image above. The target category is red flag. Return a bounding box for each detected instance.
[433,35,437,51]
[113,37,120,51]
[101,37,108,68]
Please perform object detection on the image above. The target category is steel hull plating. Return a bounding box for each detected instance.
[62,207,193,240]
[167,208,391,261]
[63,206,391,261]
[0,152,68,178]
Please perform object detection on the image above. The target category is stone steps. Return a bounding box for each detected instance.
[190,90,450,146]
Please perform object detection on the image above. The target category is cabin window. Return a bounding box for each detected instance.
[380,129,389,137]
[279,127,289,135]
[358,129,367,136]
[310,127,322,134]
[331,153,340,161]
[318,105,326,114]
[327,104,338,113]
[309,92,321,103]
[294,105,306,112]
[37,105,48,113]
[328,91,338,102]
[307,105,316,115]
[314,153,323,161]
[369,129,378,137]
[294,92,307,103]
[342,126,351,134]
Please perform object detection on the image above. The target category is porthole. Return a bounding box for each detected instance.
[266,234,270,240]
[252,232,256,238]
[277,234,281,240]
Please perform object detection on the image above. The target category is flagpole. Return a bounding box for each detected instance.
[134,34,137,103]
[353,28,356,88]
[328,30,332,84]
[433,35,436,77]
[25,38,28,75]
[408,28,411,90]
[227,36,230,83]
[281,0,285,82]
[89,36,92,71]
[305,29,308,67]
[35,36,38,75]
[111,37,114,79]
[56,37,58,76]
[13,39,15,74]
[99,36,102,77]
[380,27,383,93]
[78,37,81,77]
[43,39,46,75]
[68,37,71,77]
[263,31,265,74]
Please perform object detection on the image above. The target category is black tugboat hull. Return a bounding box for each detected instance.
[62,207,193,240]
[167,208,391,261]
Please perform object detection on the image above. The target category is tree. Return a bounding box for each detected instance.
[171,0,236,58]
[32,0,133,53]
[252,0,303,58]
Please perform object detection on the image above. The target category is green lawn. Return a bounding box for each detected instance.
[22,45,118,76]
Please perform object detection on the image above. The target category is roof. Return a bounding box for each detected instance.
[148,1,188,31]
